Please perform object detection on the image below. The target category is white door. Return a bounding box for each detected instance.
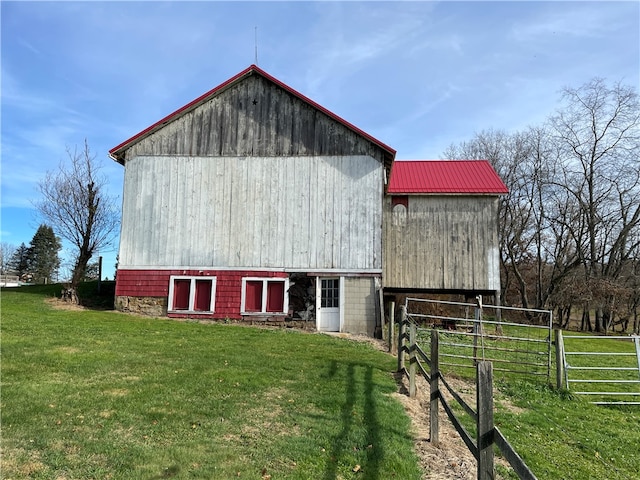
[317,278,340,331]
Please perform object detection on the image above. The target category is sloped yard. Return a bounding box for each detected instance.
[1,285,421,479]
[3,285,639,480]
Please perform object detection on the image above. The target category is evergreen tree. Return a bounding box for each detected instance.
[83,261,100,281]
[28,224,62,284]
[8,243,31,279]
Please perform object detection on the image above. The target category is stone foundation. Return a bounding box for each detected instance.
[115,295,167,317]
[114,295,318,331]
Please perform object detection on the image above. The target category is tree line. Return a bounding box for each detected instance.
[1,225,61,284]
[445,78,640,334]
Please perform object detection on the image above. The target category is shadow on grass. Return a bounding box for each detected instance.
[2,281,116,310]
[324,361,383,480]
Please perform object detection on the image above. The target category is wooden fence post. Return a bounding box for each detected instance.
[430,329,440,445]
[554,329,564,389]
[389,301,395,354]
[409,322,417,398]
[477,361,495,480]
[397,306,406,372]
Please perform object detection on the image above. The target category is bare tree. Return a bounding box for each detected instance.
[0,242,17,276]
[443,79,639,332]
[35,140,119,295]
[551,78,640,331]
[444,128,561,318]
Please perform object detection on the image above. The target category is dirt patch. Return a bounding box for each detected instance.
[321,332,389,352]
[393,373,480,479]
[45,297,88,311]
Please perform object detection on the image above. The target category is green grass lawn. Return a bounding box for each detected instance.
[494,379,640,480]
[412,324,640,480]
[561,333,640,403]
[1,285,421,480]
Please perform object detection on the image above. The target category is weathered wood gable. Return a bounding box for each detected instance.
[383,195,501,292]
[114,71,392,171]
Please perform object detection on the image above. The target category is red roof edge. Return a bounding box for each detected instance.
[109,64,396,163]
[387,160,509,195]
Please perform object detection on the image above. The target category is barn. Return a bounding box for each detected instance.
[383,160,508,300]
[109,65,394,336]
[110,65,507,336]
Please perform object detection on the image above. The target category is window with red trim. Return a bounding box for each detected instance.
[241,277,288,315]
[168,276,216,313]
[266,281,285,312]
[244,281,263,312]
[173,279,191,310]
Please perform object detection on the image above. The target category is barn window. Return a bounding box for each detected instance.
[168,276,216,313]
[320,278,340,308]
[241,277,289,315]
[391,195,409,209]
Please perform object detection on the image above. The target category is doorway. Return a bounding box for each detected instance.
[317,277,341,331]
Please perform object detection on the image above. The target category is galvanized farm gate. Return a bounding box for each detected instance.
[403,296,554,383]
[557,332,640,405]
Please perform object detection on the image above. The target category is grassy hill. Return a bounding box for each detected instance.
[1,285,421,479]
[2,284,639,479]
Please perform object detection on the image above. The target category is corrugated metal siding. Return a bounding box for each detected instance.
[382,195,501,290]
[121,74,388,167]
[387,160,509,194]
[119,155,383,270]
[115,269,287,319]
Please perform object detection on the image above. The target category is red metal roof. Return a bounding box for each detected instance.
[387,160,509,194]
[109,64,396,162]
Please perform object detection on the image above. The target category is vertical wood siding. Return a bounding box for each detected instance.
[122,74,388,168]
[120,155,383,270]
[383,195,500,291]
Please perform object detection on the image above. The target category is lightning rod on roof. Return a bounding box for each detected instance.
[254,26,258,65]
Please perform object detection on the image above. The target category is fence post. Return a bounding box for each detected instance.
[397,306,406,372]
[473,296,483,364]
[430,329,440,445]
[554,329,564,389]
[634,336,640,381]
[477,361,494,480]
[389,301,396,354]
[409,322,417,398]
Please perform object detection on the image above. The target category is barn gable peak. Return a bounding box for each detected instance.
[109,64,395,166]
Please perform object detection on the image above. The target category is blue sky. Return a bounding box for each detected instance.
[1,1,638,280]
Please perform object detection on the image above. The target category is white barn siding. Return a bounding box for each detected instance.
[120,155,383,271]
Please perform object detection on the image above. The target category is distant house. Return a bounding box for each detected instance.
[110,66,507,336]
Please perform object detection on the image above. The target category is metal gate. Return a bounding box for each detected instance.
[404,297,553,382]
[558,333,640,405]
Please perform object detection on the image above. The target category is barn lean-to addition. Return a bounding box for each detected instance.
[110,65,507,336]
[384,160,508,297]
